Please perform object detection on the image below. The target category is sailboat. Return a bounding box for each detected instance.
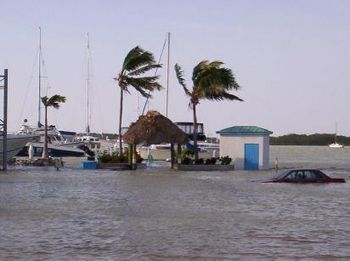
[16,28,90,157]
[75,33,101,151]
[329,123,344,148]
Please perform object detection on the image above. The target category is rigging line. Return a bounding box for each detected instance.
[41,55,51,96]
[17,48,40,126]
[141,35,167,115]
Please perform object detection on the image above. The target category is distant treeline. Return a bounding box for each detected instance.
[270,134,350,146]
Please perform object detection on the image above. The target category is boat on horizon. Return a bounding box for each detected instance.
[328,142,344,148]
[328,123,344,148]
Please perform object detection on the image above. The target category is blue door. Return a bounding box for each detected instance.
[244,144,259,170]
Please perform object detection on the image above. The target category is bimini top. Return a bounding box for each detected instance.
[216,126,273,136]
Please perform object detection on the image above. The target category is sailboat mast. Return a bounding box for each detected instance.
[334,122,338,143]
[165,32,170,117]
[86,33,91,134]
[38,27,42,128]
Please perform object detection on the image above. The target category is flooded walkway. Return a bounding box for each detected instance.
[1,162,350,259]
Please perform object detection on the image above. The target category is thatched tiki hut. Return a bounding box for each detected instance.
[123,111,189,168]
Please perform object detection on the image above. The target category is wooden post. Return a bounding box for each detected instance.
[177,144,182,164]
[132,144,137,170]
[1,69,8,171]
[128,144,133,169]
[170,143,174,169]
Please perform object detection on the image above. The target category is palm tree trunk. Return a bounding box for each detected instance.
[192,103,198,161]
[118,88,124,156]
[42,106,48,159]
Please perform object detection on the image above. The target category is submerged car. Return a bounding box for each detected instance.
[265,169,346,183]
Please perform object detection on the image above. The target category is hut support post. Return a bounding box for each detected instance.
[128,144,133,169]
[177,144,182,164]
[133,144,137,169]
[170,143,175,169]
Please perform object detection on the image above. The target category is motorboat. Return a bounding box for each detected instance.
[16,122,92,157]
[76,134,101,150]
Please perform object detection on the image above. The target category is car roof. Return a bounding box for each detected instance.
[285,168,322,172]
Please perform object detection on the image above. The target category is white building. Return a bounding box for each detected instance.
[216,126,273,170]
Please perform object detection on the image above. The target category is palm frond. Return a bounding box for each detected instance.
[132,84,152,98]
[126,76,162,97]
[197,67,240,91]
[190,60,242,102]
[128,64,162,76]
[122,46,157,72]
[192,60,209,84]
[221,92,243,101]
[41,96,49,106]
[204,91,243,102]
[174,64,191,96]
[45,95,66,109]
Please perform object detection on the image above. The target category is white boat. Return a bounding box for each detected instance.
[138,141,219,161]
[328,123,344,148]
[329,142,344,148]
[0,134,34,163]
[16,122,90,157]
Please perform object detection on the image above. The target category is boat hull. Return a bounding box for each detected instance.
[0,135,34,163]
[16,142,86,157]
[328,143,344,148]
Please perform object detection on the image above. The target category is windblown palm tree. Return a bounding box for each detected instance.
[175,60,242,161]
[41,95,66,159]
[115,46,162,155]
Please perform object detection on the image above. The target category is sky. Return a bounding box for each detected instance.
[1,0,350,136]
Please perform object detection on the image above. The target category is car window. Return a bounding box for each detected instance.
[296,171,305,179]
[304,170,315,179]
[314,170,326,179]
[304,170,325,179]
[285,171,298,180]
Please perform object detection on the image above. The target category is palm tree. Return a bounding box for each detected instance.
[175,60,243,161]
[41,95,66,159]
[115,46,162,155]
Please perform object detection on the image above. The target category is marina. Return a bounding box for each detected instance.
[1,1,350,259]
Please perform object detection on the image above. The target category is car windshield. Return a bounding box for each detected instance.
[275,170,289,179]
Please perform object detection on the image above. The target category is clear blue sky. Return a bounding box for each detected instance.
[1,0,350,136]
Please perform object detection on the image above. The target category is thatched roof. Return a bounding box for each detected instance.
[123,111,189,145]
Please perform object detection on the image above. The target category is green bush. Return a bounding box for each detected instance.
[182,148,195,157]
[205,157,217,165]
[98,151,127,163]
[98,149,143,164]
[195,158,204,165]
[181,157,192,165]
[219,156,232,165]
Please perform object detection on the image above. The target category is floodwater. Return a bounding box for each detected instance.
[1,146,350,260]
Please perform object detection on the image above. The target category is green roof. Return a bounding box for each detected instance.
[216,126,273,136]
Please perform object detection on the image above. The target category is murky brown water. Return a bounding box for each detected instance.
[1,146,350,260]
